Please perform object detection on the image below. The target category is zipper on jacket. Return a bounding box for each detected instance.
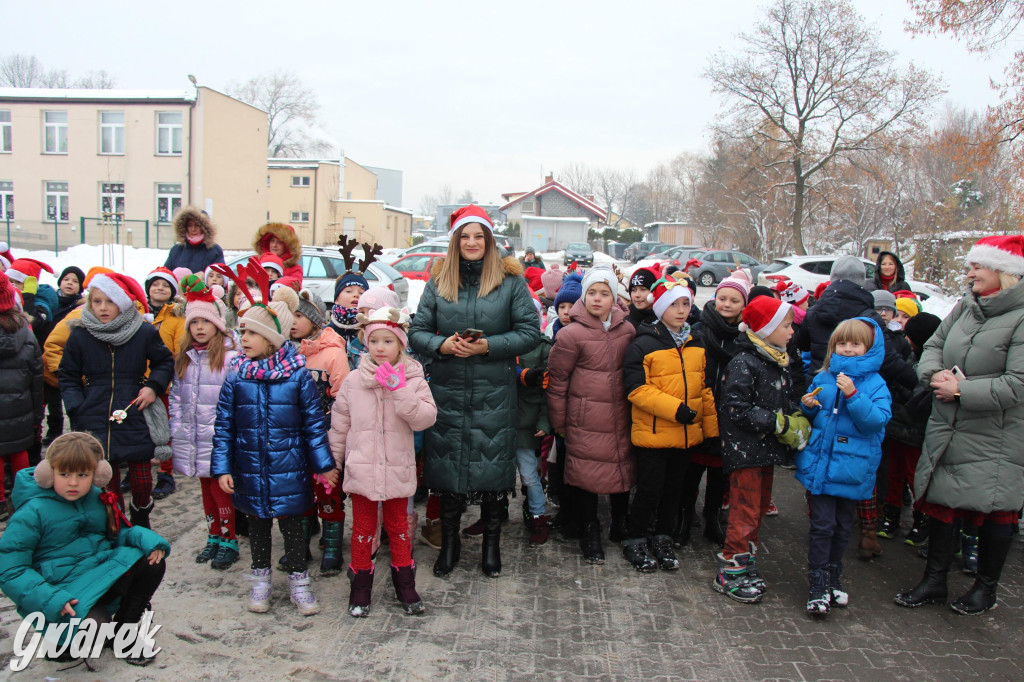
[676,345,690,449]
[652,416,657,434]
[106,345,115,459]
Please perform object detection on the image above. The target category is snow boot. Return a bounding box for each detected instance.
[288,570,319,616]
[528,514,551,546]
[151,472,176,500]
[951,531,1012,615]
[904,511,929,546]
[129,499,153,530]
[895,519,955,607]
[828,562,849,607]
[857,520,883,559]
[210,539,239,570]
[621,538,657,573]
[480,498,503,578]
[580,521,605,565]
[877,504,901,539]
[347,566,374,617]
[433,496,462,578]
[672,506,695,548]
[703,508,726,547]
[247,568,272,613]
[196,535,219,564]
[651,534,680,571]
[420,517,442,550]
[806,568,831,617]
[390,563,425,615]
[746,541,767,592]
[713,552,763,603]
[319,520,345,576]
[961,531,979,575]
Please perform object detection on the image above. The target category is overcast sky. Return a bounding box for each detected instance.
[8,0,1018,212]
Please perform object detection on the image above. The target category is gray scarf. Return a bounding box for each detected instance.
[81,307,145,346]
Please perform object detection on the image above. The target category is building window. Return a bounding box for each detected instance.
[290,211,310,223]
[45,182,69,223]
[156,112,182,155]
[266,175,270,187]
[0,112,10,153]
[520,200,536,214]
[156,183,182,223]
[0,181,13,220]
[291,176,311,187]
[44,111,68,154]
[100,182,125,220]
[99,111,125,155]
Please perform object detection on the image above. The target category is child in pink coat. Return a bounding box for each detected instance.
[328,307,437,618]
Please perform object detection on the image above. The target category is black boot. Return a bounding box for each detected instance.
[319,520,344,576]
[895,520,955,607]
[672,507,695,548]
[877,504,901,539]
[433,496,462,578]
[151,472,176,500]
[347,567,374,617]
[703,508,726,546]
[579,521,605,564]
[480,499,503,578]
[390,563,425,615]
[950,531,1013,615]
[904,511,929,546]
[129,500,153,529]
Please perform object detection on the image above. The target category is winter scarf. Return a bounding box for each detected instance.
[81,307,145,346]
[669,323,691,348]
[230,343,306,381]
[700,300,741,366]
[331,304,359,329]
[746,331,789,367]
[144,401,172,461]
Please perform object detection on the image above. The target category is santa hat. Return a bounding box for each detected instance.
[84,266,115,288]
[358,286,399,312]
[648,273,694,320]
[180,273,228,333]
[581,264,618,299]
[89,273,148,314]
[629,264,662,293]
[0,242,13,271]
[965,234,1024,276]
[448,205,493,236]
[238,285,299,349]
[774,280,809,306]
[541,263,564,299]
[145,266,180,297]
[739,296,793,340]
[359,306,411,349]
[6,258,54,284]
[0,272,18,313]
[259,253,285,276]
[524,266,544,293]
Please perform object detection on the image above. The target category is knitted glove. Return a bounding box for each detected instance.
[675,403,697,425]
[521,367,546,388]
[775,411,812,450]
[374,362,407,391]
[22,276,38,295]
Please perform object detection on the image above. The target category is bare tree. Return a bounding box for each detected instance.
[0,53,72,88]
[559,162,596,194]
[437,183,455,205]
[227,70,332,158]
[457,189,475,204]
[74,70,116,89]
[705,0,942,254]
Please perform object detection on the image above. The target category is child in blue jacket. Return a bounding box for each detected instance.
[797,317,891,617]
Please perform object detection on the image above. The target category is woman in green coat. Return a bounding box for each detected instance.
[409,205,541,580]
[896,235,1024,616]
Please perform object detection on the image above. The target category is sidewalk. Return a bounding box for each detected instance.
[0,471,1020,680]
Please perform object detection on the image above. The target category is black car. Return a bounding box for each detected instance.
[564,242,594,266]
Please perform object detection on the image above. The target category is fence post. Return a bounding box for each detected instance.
[54,216,59,256]
[80,217,85,244]
[5,215,8,247]
[145,220,150,249]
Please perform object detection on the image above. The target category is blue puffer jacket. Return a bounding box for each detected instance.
[796,318,892,500]
[210,345,334,518]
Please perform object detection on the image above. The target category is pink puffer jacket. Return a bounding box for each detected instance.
[329,355,437,501]
[170,340,239,478]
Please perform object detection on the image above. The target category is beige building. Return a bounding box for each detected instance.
[266,159,340,246]
[0,85,266,250]
[327,200,413,249]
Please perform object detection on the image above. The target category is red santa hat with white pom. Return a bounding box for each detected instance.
[0,242,13,271]
[965,234,1024,276]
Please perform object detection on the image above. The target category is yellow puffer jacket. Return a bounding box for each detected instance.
[150,301,186,358]
[624,321,718,450]
[43,306,81,387]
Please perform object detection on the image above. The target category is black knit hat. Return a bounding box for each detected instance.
[904,312,941,350]
[58,265,86,291]
[628,266,660,293]
[746,285,777,303]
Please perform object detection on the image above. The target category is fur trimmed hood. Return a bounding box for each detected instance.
[253,223,302,269]
[429,254,524,279]
[172,206,216,248]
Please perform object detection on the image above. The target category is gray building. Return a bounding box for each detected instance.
[364,165,403,208]
[500,175,606,251]
[435,203,504,238]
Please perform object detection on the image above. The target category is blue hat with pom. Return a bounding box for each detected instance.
[554,272,584,309]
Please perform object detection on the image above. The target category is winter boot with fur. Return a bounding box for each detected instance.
[622,538,658,573]
[746,542,767,592]
[420,517,442,550]
[319,520,345,576]
[348,566,374,617]
[651,535,680,571]
[390,563,425,615]
[806,568,831,617]
[828,562,849,607]
[129,499,153,529]
[877,504,901,539]
[951,531,1013,615]
[895,519,955,607]
[247,568,272,613]
[857,520,883,559]
[288,570,319,616]
[904,511,929,546]
[713,553,764,603]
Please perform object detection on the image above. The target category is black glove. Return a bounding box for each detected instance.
[675,403,697,425]
[522,367,545,387]
[699,436,722,456]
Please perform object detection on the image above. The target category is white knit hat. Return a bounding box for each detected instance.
[581,264,618,299]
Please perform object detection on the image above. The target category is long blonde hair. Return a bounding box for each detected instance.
[433,225,506,302]
[175,326,235,379]
[820,319,875,373]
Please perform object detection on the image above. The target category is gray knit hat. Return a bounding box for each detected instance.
[830,256,867,287]
[296,289,328,329]
[872,289,896,311]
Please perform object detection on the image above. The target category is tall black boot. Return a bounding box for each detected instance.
[703,507,726,546]
[895,520,955,607]
[480,498,503,578]
[433,496,462,578]
[950,531,1013,615]
[129,500,153,530]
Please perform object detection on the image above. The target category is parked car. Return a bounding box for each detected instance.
[226,245,409,307]
[380,239,450,264]
[657,246,707,268]
[564,242,595,267]
[689,250,764,287]
[390,253,445,282]
[625,241,661,262]
[637,243,676,262]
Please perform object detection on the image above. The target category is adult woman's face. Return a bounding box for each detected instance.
[459,224,487,262]
[881,255,897,278]
[968,263,1000,294]
[186,221,204,239]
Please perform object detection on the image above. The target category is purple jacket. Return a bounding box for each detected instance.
[170,341,239,478]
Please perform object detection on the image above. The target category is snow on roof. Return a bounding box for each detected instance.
[0,87,194,103]
[522,215,591,223]
[499,179,607,220]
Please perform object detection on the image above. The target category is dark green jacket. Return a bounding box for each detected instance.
[409,256,541,493]
[517,335,552,449]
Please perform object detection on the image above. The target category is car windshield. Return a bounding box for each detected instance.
[567,243,589,250]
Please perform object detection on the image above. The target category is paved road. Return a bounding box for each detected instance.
[0,468,1020,680]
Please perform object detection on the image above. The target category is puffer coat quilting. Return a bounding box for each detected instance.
[0,324,43,455]
[170,341,239,478]
[516,334,552,449]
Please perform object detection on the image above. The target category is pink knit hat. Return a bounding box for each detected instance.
[541,263,564,299]
[715,275,750,303]
[180,274,228,333]
[357,286,399,312]
[359,306,410,348]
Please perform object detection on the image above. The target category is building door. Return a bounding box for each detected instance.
[342,217,356,238]
[529,224,550,252]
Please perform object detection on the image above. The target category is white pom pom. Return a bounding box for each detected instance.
[646,292,655,304]
[0,242,8,251]
[144,313,155,323]
[738,322,750,333]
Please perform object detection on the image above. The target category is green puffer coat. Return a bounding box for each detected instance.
[915,283,1024,513]
[517,335,552,449]
[409,256,541,494]
[0,468,171,639]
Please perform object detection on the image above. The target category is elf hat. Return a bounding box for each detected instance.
[0,272,18,313]
[0,243,13,271]
[259,253,285,276]
[774,280,809,306]
[629,264,662,293]
[89,273,148,314]
[965,234,1024,276]
[6,258,54,284]
[739,296,793,340]
[648,273,693,320]
[448,204,493,236]
[238,285,299,349]
[179,273,227,333]
[358,306,411,348]
[145,267,180,297]
[358,286,399,312]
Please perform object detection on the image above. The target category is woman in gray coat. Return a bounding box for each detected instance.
[896,235,1024,615]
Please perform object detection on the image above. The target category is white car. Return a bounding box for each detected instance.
[379,239,450,264]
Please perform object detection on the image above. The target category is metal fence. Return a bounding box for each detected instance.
[0,216,177,254]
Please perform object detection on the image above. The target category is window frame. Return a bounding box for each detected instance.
[43,111,68,154]
[290,176,311,187]
[100,182,125,220]
[0,111,10,153]
[0,181,12,220]
[156,183,182,224]
[290,210,310,223]
[99,111,125,155]
[44,181,69,223]
[156,111,183,156]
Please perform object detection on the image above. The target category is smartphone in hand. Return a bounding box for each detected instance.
[951,365,966,382]
[460,328,484,342]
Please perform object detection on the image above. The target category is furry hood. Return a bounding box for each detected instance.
[253,223,302,269]
[172,206,216,248]
[429,254,524,279]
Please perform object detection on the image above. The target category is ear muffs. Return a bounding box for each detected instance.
[94,460,113,488]
[33,460,54,488]
[33,458,113,489]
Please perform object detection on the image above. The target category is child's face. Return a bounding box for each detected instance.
[368,329,402,366]
[764,314,795,348]
[895,310,912,328]
[240,328,273,359]
[148,279,173,306]
[59,274,81,296]
[836,340,868,357]
[715,289,745,322]
[630,286,651,309]
[90,289,120,323]
[585,283,614,321]
[557,302,573,325]
[876,307,894,324]
[661,297,691,333]
[189,318,217,345]
[53,468,94,501]
[335,286,365,308]
[206,270,225,289]
[290,311,316,340]
[264,267,280,283]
